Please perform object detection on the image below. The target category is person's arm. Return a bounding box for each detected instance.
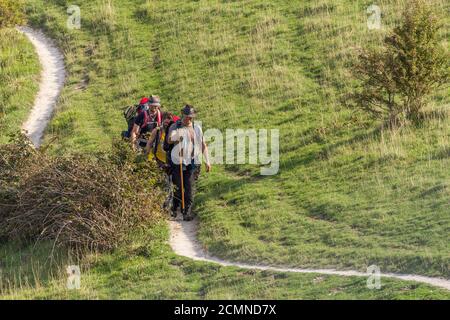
[130,124,140,148]
[202,139,211,172]
[145,128,158,155]
[131,113,144,148]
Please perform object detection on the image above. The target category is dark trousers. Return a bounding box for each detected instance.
[172,164,198,216]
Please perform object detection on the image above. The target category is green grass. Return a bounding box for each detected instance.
[23,0,162,154]
[2,223,450,299]
[0,0,448,299]
[0,28,40,143]
[145,0,450,277]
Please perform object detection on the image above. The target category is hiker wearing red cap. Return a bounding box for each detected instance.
[130,95,163,149]
[167,104,211,221]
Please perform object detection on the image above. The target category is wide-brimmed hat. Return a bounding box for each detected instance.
[181,104,196,118]
[148,95,161,107]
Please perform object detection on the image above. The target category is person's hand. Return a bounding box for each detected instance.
[205,163,211,173]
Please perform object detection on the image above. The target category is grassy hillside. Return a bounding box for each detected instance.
[147,0,449,277]
[0,28,40,143]
[1,0,448,299]
[2,223,450,299]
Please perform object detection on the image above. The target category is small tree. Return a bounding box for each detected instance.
[351,0,449,126]
[0,0,25,28]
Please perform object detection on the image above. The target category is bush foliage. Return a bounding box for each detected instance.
[0,134,165,251]
[351,0,449,126]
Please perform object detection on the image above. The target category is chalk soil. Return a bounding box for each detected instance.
[169,217,450,291]
[17,27,65,148]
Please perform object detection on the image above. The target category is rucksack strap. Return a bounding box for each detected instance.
[141,110,148,129]
[142,110,155,130]
[157,110,162,126]
[153,128,160,156]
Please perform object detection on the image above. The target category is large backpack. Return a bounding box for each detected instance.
[122,104,143,134]
[163,119,182,154]
[121,105,137,138]
[123,105,140,123]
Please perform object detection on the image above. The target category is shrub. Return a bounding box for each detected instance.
[0,0,25,28]
[0,134,165,251]
[351,0,449,126]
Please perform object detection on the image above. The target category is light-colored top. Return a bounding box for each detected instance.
[168,122,204,165]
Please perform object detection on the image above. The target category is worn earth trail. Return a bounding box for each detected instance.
[169,217,450,291]
[17,26,65,148]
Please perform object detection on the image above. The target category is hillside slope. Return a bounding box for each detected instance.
[2,0,447,299]
[30,0,450,276]
[146,0,450,277]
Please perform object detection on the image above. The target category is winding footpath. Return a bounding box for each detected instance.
[17,26,65,148]
[18,26,449,292]
[169,218,450,291]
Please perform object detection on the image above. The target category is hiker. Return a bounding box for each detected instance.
[130,95,163,149]
[122,97,150,139]
[167,105,211,221]
[145,111,180,170]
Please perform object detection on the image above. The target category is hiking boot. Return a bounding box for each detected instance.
[182,206,194,221]
[171,206,178,219]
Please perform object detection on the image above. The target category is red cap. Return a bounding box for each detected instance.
[139,97,149,105]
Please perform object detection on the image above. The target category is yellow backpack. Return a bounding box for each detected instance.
[148,130,167,164]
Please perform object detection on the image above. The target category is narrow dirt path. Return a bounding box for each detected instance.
[17,26,65,148]
[169,218,450,291]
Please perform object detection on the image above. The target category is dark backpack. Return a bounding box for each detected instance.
[123,104,142,133]
[121,105,137,138]
[163,120,181,153]
[123,105,141,123]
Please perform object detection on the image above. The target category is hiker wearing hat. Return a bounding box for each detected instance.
[167,104,211,221]
[130,95,163,149]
